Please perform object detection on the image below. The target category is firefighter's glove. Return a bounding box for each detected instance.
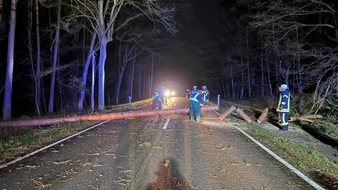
[279,105,283,110]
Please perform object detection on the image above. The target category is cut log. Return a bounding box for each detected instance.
[290,115,323,122]
[236,108,252,123]
[297,115,323,119]
[219,106,236,121]
[0,106,219,127]
[257,107,269,123]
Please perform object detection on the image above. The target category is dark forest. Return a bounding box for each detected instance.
[0,0,337,119]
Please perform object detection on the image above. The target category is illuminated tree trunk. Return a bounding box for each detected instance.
[78,33,97,111]
[97,34,107,110]
[48,0,61,113]
[2,0,17,120]
[91,51,95,112]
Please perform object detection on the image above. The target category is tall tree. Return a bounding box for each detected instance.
[48,0,61,113]
[77,33,97,111]
[2,0,17,120]
[34,0,41,115]
[115,43,142,104]
[69,0,176,111]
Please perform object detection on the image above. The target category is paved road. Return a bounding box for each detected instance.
[0,108,317,190]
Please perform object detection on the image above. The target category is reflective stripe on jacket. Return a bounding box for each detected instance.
[189,91,200,103]
[152,92,159,100]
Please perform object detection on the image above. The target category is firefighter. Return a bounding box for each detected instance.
[277,84,291,131]
[151,86,166,110]
[189,85,204,123]
[201,85,209,105]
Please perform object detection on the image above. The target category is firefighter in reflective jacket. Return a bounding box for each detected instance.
[201,85,209,105]
[277,84,291,131]
[152,86,166,110]
[189,86,204,122]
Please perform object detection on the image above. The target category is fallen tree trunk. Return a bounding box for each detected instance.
[0,106,219,127]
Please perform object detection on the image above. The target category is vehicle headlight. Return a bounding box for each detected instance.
[164,90,170,97]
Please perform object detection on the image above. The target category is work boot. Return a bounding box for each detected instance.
[282,126,288,131]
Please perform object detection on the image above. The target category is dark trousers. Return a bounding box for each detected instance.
[189,101,201,122]
[279,112,289,131]
[152,99,162,110]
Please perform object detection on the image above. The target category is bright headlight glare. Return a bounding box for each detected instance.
[164,91,170,97]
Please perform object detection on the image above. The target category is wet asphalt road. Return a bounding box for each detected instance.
[0,109,317,190]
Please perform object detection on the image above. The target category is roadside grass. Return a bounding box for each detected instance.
[220,95,338,146]
[0,99,152,166]
[0,121,97,164]
[221,95,338,189]
[245,125,338,189]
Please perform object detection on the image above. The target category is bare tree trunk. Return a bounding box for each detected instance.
[296,29,303,93]
[115,59,126,104]
[260,55,265,97]
[149,53,154,97]
[91,51,95,113]
[97,34,107,110]
[138,68,142,99]
[97,0,108,111]
[28,0,35,102]
[230,66,235,99]
[2,0,17,120]
[48,0,61,113]
[240,57,244,98]
[267,60,273,96]
[35,0,41,115]
[115,45,138,104]
[129,60,135,101]
[148,75,151,97]
[246,26,251,97]
[78,33,97,111]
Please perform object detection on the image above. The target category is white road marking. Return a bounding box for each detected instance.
[213,110,325,190]
[163,118,170,129]
[0,120,111,170]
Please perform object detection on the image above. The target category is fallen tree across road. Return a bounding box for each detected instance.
[0,106,219,127]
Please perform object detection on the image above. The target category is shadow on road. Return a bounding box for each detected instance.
[146,157,194,190]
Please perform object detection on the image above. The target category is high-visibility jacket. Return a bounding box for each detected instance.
[152,91,163,102]
[189,90,203,103]
[277,89,290,112]
[201,90,209,102]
